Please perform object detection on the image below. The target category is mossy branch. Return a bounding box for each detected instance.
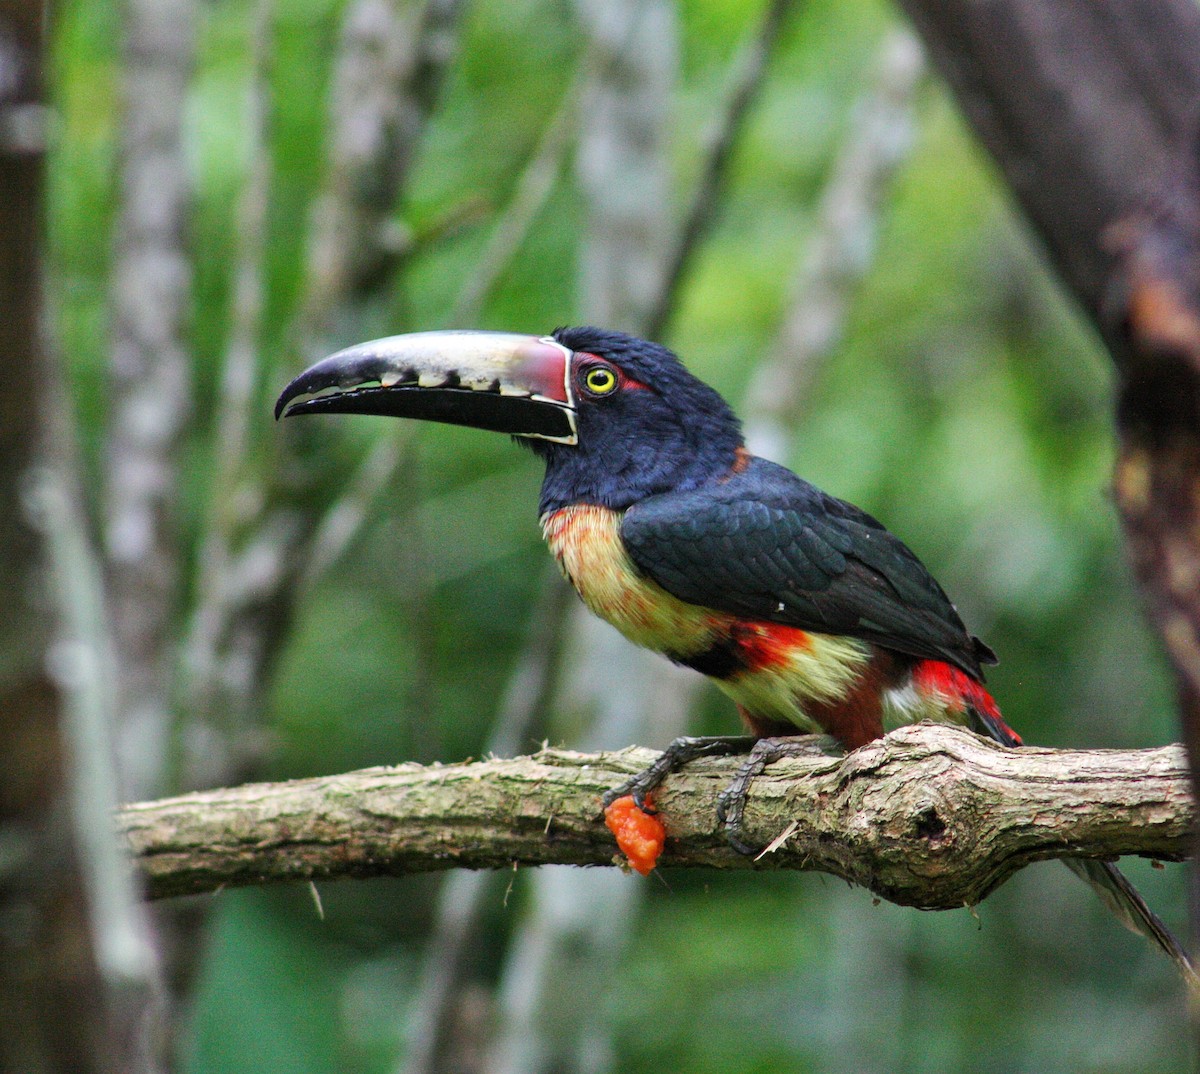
[118,725,1193,909]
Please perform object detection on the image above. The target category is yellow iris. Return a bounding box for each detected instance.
[584,366,617,395]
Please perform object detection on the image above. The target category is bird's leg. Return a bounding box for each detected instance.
[716,736,820,856]
[601,735,759,812]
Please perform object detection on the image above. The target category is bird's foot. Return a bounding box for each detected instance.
[716,737,819,856]
[602,735,759,813]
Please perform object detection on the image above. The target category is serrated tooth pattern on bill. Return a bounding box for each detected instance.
[276,330,579,444]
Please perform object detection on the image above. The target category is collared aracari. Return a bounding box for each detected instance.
[277,325,1191,976]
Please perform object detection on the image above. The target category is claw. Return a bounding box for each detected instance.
[600,779,658,814]
[604,735,794,860]
[601,734,758,817]
[716,780,755,854]
[715,736,818,855]
[724,830,758,858]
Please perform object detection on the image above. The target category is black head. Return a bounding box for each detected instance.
[532,326,743,513]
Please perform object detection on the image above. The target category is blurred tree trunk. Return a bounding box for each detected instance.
[106,0,196,803]
[0,3,118,1069]
[181,0,468,789]
[895,0,1200,987]
[896,1,1200,347]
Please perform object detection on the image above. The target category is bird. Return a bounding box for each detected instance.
[277,324,1191,977]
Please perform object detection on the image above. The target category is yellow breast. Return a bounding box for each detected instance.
[540,504,721,655]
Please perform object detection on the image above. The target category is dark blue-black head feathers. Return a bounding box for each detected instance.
[531,327,744,514]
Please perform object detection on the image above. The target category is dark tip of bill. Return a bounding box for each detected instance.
[274,385,297,420]
[275,367,324,420]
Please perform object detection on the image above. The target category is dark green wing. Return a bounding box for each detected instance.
[620,457,994,679]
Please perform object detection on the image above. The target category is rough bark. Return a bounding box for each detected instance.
[1109,160,1200,807]
[119,725,1191,911]
[399,566,570,1074]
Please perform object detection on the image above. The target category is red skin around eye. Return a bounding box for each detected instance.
[576,352,650,392]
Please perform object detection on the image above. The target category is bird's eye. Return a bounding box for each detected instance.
[582,365,618,396]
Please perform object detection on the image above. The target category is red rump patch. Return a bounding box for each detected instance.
[732,622,811,670]
[912,659,1021,744]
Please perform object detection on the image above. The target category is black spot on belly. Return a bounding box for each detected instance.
[668,637,746,679]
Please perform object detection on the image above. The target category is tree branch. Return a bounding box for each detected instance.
[120,725,1192,910]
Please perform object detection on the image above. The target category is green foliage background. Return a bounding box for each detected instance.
[51,0,1190,1069]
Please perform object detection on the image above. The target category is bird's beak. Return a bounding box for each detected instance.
[275,330,577,444]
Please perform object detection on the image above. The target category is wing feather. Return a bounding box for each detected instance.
[620,457,993,678]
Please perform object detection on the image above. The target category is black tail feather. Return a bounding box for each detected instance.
[969,705,1194,983]
[1062,857,1196,985]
